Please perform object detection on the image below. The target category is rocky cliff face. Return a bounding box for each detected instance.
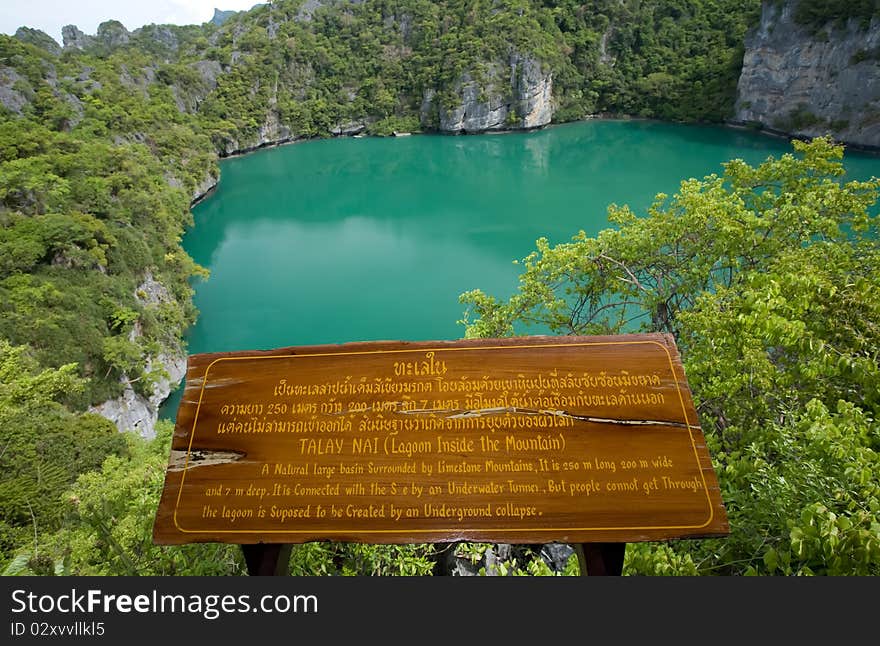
[734,1,880,149]
[217,110,295,157]
[35,16,558,438]
[61,25,94,51]
[88,272,187,439]
[0,66,28,115]
[423,54,553,133]
[87,349,186,439]
[13,27,62,55]
[212,9,240,26]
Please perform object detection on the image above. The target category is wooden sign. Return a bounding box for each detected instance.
[153,334,729,545]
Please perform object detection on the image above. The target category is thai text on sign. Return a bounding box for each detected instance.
[153,334,729,545]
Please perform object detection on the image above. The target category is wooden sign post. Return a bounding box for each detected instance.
[153,334,729,575]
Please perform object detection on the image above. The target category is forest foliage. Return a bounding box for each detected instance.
[791,0,880,31]
[461,138,880,574]
[1,1,878,575]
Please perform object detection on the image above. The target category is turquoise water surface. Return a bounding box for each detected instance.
[160,120,880,417]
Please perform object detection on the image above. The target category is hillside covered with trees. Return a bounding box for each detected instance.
[1,0,878,575]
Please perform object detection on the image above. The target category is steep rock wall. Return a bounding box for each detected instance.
[734,1,880,149]
[423,55,553,133]
[87,272,187,439]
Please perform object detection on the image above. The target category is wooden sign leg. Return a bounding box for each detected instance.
[241,544,292,576]
[575,543,626,576]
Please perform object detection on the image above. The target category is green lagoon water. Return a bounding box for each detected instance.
[160,119,880,417]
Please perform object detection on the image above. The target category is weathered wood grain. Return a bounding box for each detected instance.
[153,334,729,545]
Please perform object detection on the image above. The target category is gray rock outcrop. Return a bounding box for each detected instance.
[13,27,62,56]
[0,67,28,115]
[62,21,132,52]
[89,271,187,438]
[437,542,575,575]
[424,54,554,133]
[96,21,131,48]
[218,110,295,156]
[191,170,220,204]
[330,121,366,136]
[733,1,880,149]
[61,25,94,51]
[88,349,186,439]
[212,9,239,26]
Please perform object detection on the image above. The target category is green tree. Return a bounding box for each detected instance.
[0,340,127,568]
[14,421,437,576]
[460,138,880,575]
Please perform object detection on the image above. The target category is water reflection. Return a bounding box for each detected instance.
[160,120,879,420]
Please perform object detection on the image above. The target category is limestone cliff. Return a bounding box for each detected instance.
[212,9,240,26]
[87,350,185,439]
[13,27,61,56]
[217,109,295,157]
[423,54,554,133]
[88,272,187,439]
[34,12,558,438]
[733,1,880,149]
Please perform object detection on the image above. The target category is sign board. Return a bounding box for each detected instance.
[153,334,729,545]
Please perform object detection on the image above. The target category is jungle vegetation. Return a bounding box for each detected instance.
[1,1,877,575]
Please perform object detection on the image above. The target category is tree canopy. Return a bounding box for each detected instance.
[2,2,878,575]
[461,138,880,574]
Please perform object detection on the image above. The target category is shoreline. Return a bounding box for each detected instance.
[165,114,879,424]
[724,119,880,156]
[189,113,880,209]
